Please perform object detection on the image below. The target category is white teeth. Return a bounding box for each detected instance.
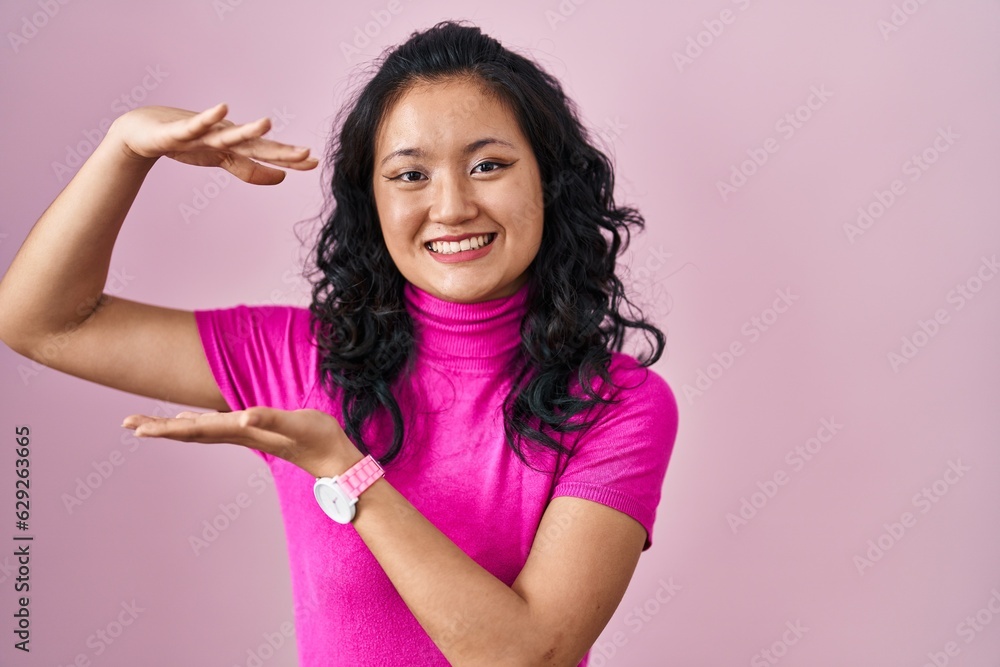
[427,234,495,255]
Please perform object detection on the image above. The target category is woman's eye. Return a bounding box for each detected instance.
[394,171,424,183]
[473,161,506,174]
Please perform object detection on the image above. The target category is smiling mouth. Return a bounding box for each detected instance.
[424,233,497,255]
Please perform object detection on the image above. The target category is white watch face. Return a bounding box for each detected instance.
[314,479,356,524]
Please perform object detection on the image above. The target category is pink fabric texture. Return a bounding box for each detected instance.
[193,277,679,667]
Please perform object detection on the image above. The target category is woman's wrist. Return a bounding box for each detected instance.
[314,436,366,478]
[104,115,161,169]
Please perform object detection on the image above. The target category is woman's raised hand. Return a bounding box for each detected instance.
[108,102,319,185]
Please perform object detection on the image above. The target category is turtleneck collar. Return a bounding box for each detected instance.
[403,277,532,374]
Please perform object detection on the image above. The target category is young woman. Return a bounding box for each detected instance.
[0,20,678,667]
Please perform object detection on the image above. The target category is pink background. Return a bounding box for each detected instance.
[2,1,999,665]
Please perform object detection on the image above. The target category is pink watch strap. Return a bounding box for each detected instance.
[338,455,385,499]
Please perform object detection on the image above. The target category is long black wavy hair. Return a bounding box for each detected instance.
[304,20,666,472]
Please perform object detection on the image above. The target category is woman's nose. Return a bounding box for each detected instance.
[429,173,478,224]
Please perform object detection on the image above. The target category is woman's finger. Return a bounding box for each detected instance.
[220,145,317,169]
[242,154,319,170]
[125,409,230,432]
[224,140,315,163]
[175,410,214,419]
[122,414,155,429]
[220,153,287,185]
[202,116,272,150]
[169,102,230,143]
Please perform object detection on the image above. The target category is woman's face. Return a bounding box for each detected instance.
[372,77,544,304]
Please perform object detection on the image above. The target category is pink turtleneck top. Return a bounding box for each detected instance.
[193,277,679,667]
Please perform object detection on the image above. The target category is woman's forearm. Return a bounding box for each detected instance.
[330,452,543,666]
[355,479,537,666]
[0,122,157,349]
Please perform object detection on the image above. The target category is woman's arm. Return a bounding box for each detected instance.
[0,122,157,345]
[0,105,316,409]
[325,451,646,667]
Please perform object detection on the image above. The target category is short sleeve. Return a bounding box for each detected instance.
[193,304,320,463]
[551,355,679,551]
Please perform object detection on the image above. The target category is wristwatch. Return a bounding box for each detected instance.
[313,455,385,524]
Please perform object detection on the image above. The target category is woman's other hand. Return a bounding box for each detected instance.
[121,407,364,478]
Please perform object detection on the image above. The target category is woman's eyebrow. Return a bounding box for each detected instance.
[379,137,516,167]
